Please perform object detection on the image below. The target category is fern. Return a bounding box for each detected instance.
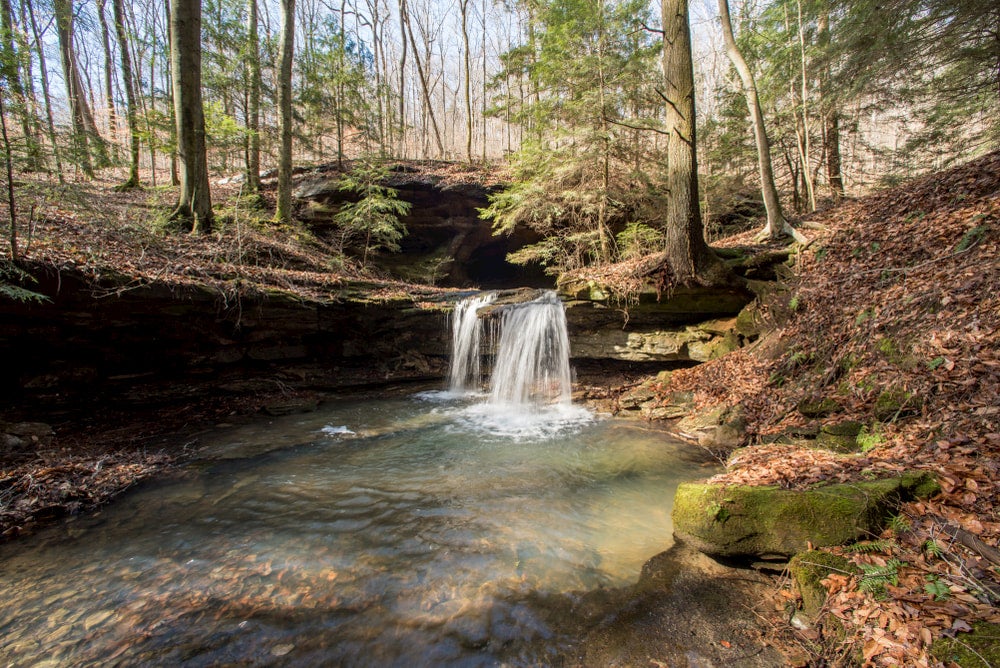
[847,539,897,554]
[923,539,944,559]
[888,514,912,534]
[924,575,950,601]
[859,559,905,599]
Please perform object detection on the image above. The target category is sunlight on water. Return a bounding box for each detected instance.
[0,395,715,666]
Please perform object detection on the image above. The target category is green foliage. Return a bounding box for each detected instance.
[924,575,950,601]
[923,539,944,559]
[858,559,905,599]
[788,295,800,312]
[955,224,989,253]
[847,539,897,554]
[333,161,411,266]
[0,262,49,303]
[887,514,911,534]
[926,356,946,370]
[616,222,661,261]
[855,308,874,326]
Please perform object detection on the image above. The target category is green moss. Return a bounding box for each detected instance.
[874,388,923,421]
[789,551,858,616]
[813,421,864,453]
[671,473,940,560]
[797,397,842,418]
[931,621,1000,667]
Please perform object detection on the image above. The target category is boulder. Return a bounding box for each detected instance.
[675,403,746,450]
[813,421,865,453]
[672,472,940,561]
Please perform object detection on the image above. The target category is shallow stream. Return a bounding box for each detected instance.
[0,393,714,666]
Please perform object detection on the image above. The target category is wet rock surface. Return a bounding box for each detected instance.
[561,542,783,666]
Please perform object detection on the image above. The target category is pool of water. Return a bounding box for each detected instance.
[0,393,715,666]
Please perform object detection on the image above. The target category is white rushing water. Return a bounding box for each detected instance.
[447,292,496,393]
[489,291,572,406]
[447,290,586,437]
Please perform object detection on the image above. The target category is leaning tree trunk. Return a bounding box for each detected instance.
[660,0,728,286]
[112,0,140,188]
[718,0,805,243]
[169,0,212,232]
[275,0,295,225]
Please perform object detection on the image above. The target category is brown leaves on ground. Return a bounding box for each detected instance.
[654,150,1000,665]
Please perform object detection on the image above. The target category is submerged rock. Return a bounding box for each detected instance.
[672,472,940,561]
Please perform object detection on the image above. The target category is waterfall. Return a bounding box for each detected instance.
[448,292,496,392]
[489,291,572,407]
[449,290,572,406]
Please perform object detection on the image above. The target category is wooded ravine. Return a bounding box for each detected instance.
[1,0,998,665]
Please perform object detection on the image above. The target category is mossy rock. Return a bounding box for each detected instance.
[789,551,858,617]
[797,396,842,418]
[812,421,864,453]
[735,301,764,338]
[874,388,923,421]
[672,472,939,560]
[931,621,1000,667]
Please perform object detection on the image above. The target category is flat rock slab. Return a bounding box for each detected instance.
[672,472,940,560]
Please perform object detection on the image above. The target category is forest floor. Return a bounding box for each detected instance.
[635,150,1000,666]
[2,155,999,665]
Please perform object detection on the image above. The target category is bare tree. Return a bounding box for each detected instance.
[275,0,295,224]
[718,0,805,242]
[113,0,140,188]
[169,0,213,232]
[245,0,262,192]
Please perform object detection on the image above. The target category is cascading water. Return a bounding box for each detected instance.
[489,291,572,406]
[448,292,496,393]
[448,290,586,436]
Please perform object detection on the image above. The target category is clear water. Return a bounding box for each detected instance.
[0,394,714,667]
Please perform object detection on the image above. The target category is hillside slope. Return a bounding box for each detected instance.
[653,150,1000,665]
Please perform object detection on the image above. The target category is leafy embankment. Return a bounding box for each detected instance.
[648,150,1000,665]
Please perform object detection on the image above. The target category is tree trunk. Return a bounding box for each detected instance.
[817,10,843,202]
[275,0,295,225]
[54,0,108,174]
[26,0,62,181]
[95,0,118,141]
[169,0,213,232]
[245,0,261,192]
[112,0,140,188]
[401,0,444,157]
[660,0,727,285]
[460,0,472,163]
[1,90,17,260]
[0,0,41,170]
[796,0,815,211]
[718,0,804,242]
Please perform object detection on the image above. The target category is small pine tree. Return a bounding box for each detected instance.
[333,161,411,268]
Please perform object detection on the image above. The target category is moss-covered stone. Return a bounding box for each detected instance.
[931,621,1000,667]
[797,396,842,418]
[671,472,939,560]
[789,551,858,616]
[735,301,764,338]
[812,421,864,453]
[874,388,923,421]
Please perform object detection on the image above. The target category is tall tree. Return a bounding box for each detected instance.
[0,0,41,170]
[718,0,804,242]
[113,0,141,188]
[95,0,118,140]
[54,0,108,174]
[25,0,62,180]
[275,0,295,224]
[245,0,261,192]
[169,0,213,231]
[659,0,727,284]
[459,0,473,162]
